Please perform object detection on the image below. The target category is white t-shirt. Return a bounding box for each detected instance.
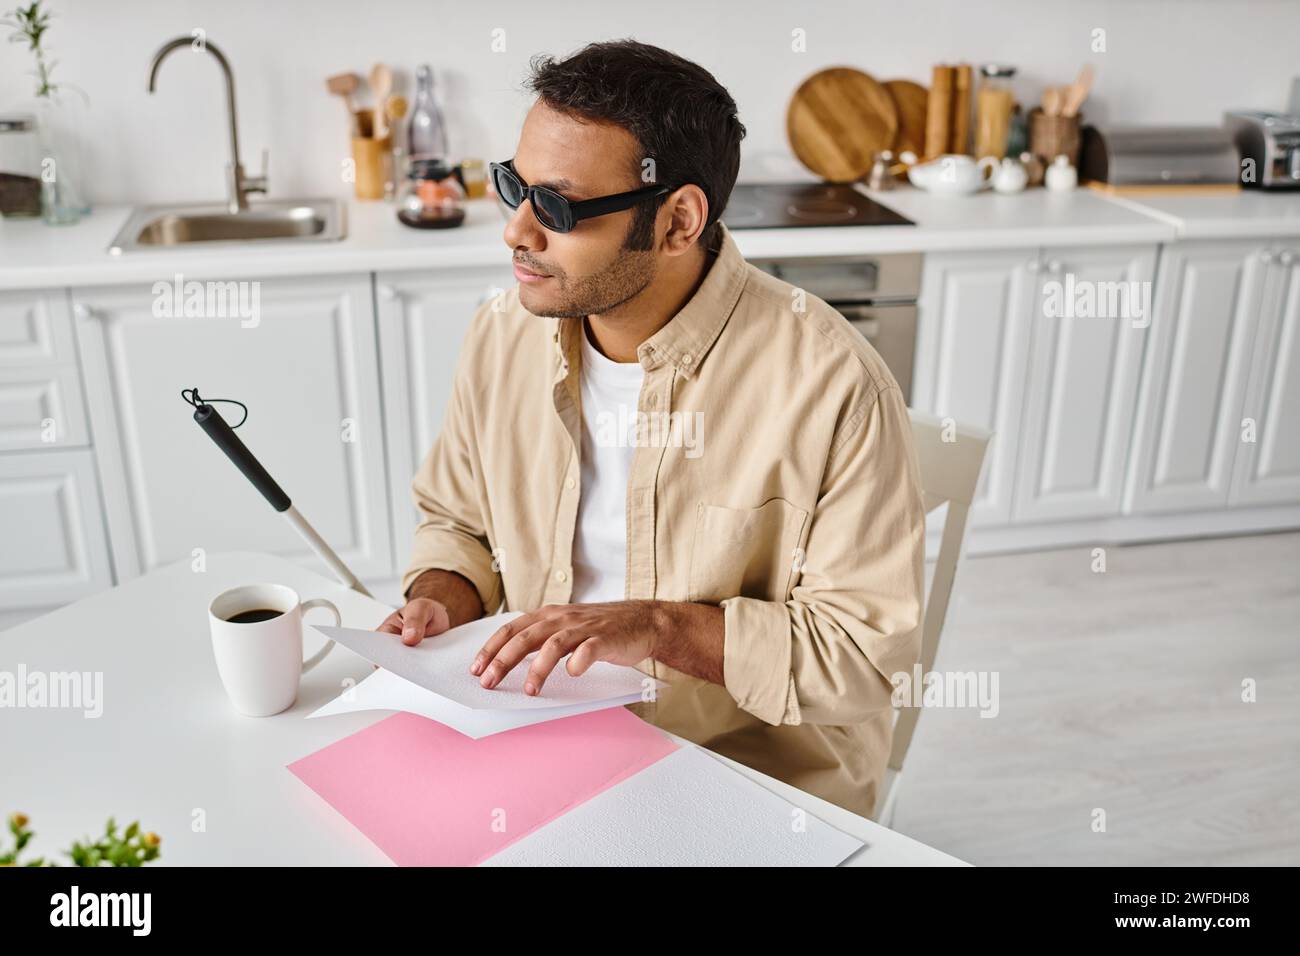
[570,321,645,604]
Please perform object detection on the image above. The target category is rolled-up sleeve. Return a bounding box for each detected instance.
[721,383,925,726]
[400,326,503,613]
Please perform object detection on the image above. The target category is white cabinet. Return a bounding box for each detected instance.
[72,274,392,582]
[1231,245,1300,505]
[1012,245,1156,522]
[0,290,107,617]
[0,288,78,368]
[918,242,1160,531]
[376,268,512,573]
[0,449,112,611]
[915,249,1036,526]
[1125,240,1271,513]
[0,289,90,451]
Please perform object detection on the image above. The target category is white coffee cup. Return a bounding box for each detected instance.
[208,583,339,717]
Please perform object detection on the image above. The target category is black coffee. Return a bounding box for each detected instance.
[225,608,284,624]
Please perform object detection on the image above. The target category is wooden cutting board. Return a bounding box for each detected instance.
[884,79,928,158]
[787,67,899,182]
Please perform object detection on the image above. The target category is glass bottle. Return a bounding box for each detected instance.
[407,65,449,161]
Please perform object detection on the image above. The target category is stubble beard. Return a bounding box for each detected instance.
[520,247,658,320]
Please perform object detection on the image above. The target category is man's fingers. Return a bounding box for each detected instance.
[523,628,586,696]
[479,620,557,689]
[394,599,451,645]
[471,610,540,676]
[375,611,404,635]
[566,635,610,677]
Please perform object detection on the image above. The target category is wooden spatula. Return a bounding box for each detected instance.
[1061,64,1095,117]
[327,72,360,111]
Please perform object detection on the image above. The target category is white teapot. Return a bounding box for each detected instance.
[908,154,997,196]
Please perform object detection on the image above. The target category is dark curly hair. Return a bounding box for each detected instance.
[525,39,746,252]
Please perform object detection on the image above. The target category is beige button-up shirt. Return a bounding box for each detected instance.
[402,224,925,818]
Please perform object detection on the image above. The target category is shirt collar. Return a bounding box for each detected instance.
[550,223,748,383]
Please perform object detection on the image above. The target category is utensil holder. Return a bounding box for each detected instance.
[351,135,390,201]
[1028,108,1082,168]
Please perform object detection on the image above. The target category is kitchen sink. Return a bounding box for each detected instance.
[108,199,346,253]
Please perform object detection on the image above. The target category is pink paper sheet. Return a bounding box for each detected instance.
[288,708,678,866]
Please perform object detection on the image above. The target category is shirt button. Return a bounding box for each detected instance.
[566,477,577,490]
[680,352,694,366]
[555,569,568,583]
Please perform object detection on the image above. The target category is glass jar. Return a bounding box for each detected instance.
[396,158,466,229]
[459,158,486,199]
[975,65,1017,160]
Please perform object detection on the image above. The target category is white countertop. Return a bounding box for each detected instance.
[1103,189,1300,240]
[0,550,966,866]
[2,184,1298,291]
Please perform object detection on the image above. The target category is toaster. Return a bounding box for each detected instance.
[1225,111,1300,189]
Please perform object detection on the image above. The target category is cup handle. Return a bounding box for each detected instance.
[301,598,340,673]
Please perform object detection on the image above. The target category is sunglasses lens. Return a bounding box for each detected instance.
[492,165,524,207]
[532,190,571,233]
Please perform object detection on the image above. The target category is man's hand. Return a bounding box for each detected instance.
[471,601,662,696]
[376,597,452,646]
[376,569,485,649]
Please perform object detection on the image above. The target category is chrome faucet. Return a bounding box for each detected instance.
[147,36,267,213]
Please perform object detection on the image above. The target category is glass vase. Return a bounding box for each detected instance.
[33,91,90,225]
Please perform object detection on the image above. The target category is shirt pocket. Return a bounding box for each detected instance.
[687,497,810,604]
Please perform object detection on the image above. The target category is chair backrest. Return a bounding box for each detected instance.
[887,410,991,773]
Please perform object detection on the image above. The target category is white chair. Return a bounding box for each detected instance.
[873,410,991,827]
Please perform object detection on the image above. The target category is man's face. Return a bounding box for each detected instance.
[502,102,659,318]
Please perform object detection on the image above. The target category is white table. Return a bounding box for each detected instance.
[0,551,966,866]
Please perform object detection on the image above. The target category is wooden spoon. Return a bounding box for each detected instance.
[385,95,408,123]
[1042,86,1063,117]
[370,63,393,138]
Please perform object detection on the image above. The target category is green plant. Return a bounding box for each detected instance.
[3,1,60,98]
[0,813,46,867]
[1,812,161,867]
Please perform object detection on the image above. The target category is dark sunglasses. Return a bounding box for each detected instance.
[489,159,672,233]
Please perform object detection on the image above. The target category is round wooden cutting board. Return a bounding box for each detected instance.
[786,67,899,182]
[884,79,929,159]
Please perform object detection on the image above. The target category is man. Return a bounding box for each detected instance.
[377,39,925,818]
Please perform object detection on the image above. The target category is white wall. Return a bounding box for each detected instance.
[1,0,1297,205]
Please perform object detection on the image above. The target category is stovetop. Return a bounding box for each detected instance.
[721,182,914,229]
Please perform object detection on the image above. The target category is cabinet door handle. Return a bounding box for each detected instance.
[1025,260,1041,273]
[72,303,93,321]
[1259,250,1275,265]
[1279,251,1296,266]
[378,284,398,302]
[1047,258,1063,274]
